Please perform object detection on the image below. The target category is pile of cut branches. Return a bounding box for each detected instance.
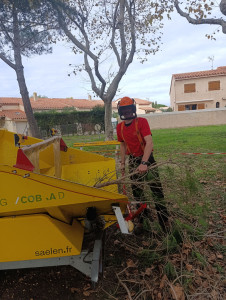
[97,157,225,300]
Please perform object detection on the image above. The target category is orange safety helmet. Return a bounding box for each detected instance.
[117,97,137,120]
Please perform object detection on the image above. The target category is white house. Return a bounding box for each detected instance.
[170,66,226,111]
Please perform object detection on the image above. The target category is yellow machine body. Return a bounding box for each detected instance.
[0,129,128,264]
[0,214,84,262]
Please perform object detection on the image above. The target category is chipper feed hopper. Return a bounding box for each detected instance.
[0,129,128,283]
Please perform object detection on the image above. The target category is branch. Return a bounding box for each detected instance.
[52,2,93,58]
[134,290,152,300]
[0,19,15,45]
[124,0,136,65]
[116,273,132,300]
[57,15,89,55]
[110,1,121,66]
[94,160,171,188]
[54,1,106,97]
[84,52,101,96]
[107,0,136,99]
[20,28,52,49]
[76,10,106,97]
[0,53,16,69]
[101,288,118,300]
[174,0,226,34]
[118,0,127,66]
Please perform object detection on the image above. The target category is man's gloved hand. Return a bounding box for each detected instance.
[137,163,148,173]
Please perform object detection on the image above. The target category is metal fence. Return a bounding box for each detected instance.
[39,123,105,139]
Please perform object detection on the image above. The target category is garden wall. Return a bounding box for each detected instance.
[143,108,226,130]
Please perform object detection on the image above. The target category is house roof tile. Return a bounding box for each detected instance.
[0,96,152,112]
[30,98,105,110]
[173,66,226,80]
[0,97,105,110]
[0,110,27,120]
[134,98,152,105]
[139,106,156,111]
[114,98,152,105]
[0,98,23,105]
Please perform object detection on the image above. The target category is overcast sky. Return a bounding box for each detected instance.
[0,11,225,106]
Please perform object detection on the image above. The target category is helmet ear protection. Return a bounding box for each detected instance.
[117,97,137,120]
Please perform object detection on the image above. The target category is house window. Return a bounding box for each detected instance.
[216,102,220,108]
[208,80,220,91]
[184,83,196,93]
[185,104,197,110]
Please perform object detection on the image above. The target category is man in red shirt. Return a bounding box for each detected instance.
[116,96,169,233]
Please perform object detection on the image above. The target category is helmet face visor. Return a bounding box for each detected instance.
[118,104,137,120]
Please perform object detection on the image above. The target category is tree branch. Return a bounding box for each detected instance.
[0,19,15,45]
[84,52,101,96]
[107,0,136,100]
[0,53,16,69]
[118,0,127,66]
[110,0,121,66]
[54,1,106,97]
[94,160,170,188]
[0,53,16,70]
[116,273,132,300]
[20,28,52,49]
[174,0,226,34]
[124,0,136,65]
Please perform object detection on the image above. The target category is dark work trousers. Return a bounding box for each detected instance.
[129,153,169,230]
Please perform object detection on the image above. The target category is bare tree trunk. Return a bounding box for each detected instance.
[15,66,41,138]
[104,101,113,140]
[220,0,226,16]
[13,6,40,138]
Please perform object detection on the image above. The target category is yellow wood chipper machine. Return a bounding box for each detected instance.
[0,129,129,283]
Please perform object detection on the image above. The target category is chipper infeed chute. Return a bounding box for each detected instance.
[0,129,129,282]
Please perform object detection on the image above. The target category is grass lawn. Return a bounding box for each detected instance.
[63,124,226,299]
[63,124,226,153]
[63,124,226,183]
[152,125,226,156]
[62,133,106,147]
[63,125,226,167]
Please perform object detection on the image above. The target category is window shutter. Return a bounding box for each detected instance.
[184,83,196,93]
[178,105,185,111]
[198,103,205,109]
[208,81,220,91]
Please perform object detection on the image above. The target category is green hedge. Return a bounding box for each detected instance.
[34,106,105,135]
